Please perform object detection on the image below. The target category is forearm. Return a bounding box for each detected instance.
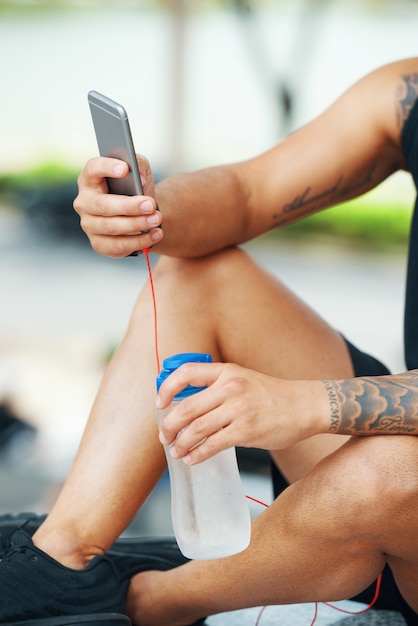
[321,370,418,436]
[152,135,395,259]
[75,58,414,260]
[152,61,408,258]
[153,164,252,257]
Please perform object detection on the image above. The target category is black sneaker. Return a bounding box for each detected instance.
[0,514,207,626]
[0,512,190,579]
[0,530,131,626]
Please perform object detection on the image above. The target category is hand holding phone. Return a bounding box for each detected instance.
[88,90,161,255]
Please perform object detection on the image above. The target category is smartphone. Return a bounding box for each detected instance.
[88,90,143,196]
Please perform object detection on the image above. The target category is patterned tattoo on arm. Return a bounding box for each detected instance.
[322,370,418,435]
[397,73,418,129]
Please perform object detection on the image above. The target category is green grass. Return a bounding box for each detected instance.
[0,163,78,192]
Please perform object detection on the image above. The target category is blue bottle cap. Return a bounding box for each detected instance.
[156,352,212,399]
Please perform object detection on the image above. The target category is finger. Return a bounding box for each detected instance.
[85,228,163,259]
[181,426,237,466]
[157,362,223,410]
[168,402,229,457]
[136,154,155,196]
[78,157,129,192]
[73,189,162,230]
[80,207,162,237]
[74,186,159,220]
[160,376,237,454]
[77,157,158,217]
[158,371,225,444]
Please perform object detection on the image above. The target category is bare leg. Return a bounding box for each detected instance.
[33,247,352,567]
[127,435,418,626]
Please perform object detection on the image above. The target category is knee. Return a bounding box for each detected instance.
[153,247,246,290]
[291,436,418,537]
[312,436,418,527]
[349,436,418,500]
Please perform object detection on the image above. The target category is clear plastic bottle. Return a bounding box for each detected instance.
[156,353,251,560]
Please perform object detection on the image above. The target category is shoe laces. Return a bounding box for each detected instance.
[0,518,31,552]
[0,545,31,564]
[0,527,38,565]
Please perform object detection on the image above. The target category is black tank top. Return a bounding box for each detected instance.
[402,99,418,370]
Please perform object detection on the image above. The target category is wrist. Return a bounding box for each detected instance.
[320,378,349,435]
[303,379,334,437]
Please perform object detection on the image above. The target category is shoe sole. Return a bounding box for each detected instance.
[3,614,130,626]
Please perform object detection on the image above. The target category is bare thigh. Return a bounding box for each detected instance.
[154,247,354,481]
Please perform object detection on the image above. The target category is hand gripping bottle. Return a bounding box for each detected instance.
[156,353,251,560]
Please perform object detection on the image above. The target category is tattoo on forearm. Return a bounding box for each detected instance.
[323,379,341,432]
[322,371,418,436]
[271,165,376,227]
[397,73,418,129]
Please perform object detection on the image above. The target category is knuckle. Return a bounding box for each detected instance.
[78,214,89,234]
[73,195,81,215]
[180,362,196,377]
[192,416,208,438]
[224,375,247,396]
[92,240,107,256]
[179,394,195,417]
[87,235,106,255]
[86,157,97,170]
[81,158,97,181]
[203,435,219,453]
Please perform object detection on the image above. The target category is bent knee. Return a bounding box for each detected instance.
[345,435,418,497]
[153,247,248,288]
[155,246,245,271]
[302,436,418,529]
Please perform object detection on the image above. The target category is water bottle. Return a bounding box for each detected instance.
[156,353,251,560]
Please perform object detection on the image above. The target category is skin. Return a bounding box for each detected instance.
[157,367,418,466]
[28,58,418,623]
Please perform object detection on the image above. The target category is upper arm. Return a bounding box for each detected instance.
[233,57,418,239]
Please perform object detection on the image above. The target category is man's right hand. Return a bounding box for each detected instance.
[73,154,163,258]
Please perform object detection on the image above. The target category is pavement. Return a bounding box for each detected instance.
[0,205,410,625]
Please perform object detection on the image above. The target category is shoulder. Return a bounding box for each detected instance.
[345,58,418,169]
[363,58,418,141]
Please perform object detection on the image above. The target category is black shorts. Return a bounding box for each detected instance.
[344,338,391,377]
[271,338,418,625]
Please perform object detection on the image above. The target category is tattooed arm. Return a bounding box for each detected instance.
[152,57,415,256]
[322,371,418,436]
[75,58,416,258]
[155,58,416,256]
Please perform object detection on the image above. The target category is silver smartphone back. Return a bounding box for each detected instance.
[88,90,143,196]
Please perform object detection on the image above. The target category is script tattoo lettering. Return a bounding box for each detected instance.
[322,371,418,436]
[272,165,375,226]
[397,73,418,128]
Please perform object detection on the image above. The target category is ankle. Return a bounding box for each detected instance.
[32,523,103,570]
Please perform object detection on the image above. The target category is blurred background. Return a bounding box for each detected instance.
[0,0,416,533]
